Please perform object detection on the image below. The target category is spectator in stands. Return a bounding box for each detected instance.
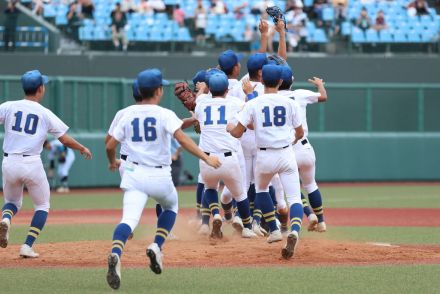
[110,3,128,51]
[333,0,347,35]
[312,0,328,26]
[285,6,307,50]
[194,1,207,46]
[407,0,430,16]
[173,4,185,27]
[138,0,152,15]
[373,10,388,31]
[79,0,95,20]
[67,2,81,41]
[211,0,227,15]
[355,7,371,31]
[233,2,248,19]
[251,0,275,15]
[32,0,44,16]
[121,0,137,13]
[149,0,166,12]
[3,0,20,52]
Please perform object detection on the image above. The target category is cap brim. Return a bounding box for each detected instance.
[42,75,49,84]
[162,79,170,86]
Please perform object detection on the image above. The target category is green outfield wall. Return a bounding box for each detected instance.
[0,76,439,185]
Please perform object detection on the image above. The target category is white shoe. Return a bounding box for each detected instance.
[198,224,210,235]
[210,214,223,239]
[267,230,283,243]
[275,218,281,230]
[281,231,299,259]
[232,216,244,234]
[19,244,39,258]
[241,227,258,238]
[317,222,327,233]
[0,218,11,248]
[167,232,179,240]
[307,214,319,231]
[56,187,65,193]
[106,253,121,289]
[146,243,163,274]
[252,220,268,237]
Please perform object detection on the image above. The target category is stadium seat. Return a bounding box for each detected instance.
[351,28,365,43]
[407,30,421,42]
[393,30,407,42]
[341,22,351,36]
[55,14,68,26]
[365,29,379,42]
[379,30,392,42]
[150,30,164,41]
[43,4,56,18]
[312,29,328,43]
[79,27,94,41]
[322,7,334,22]
[177,28,192,41]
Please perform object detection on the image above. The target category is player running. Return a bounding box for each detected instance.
[0,70,92,258]
[105,68,221,290]
[228,64,304,258]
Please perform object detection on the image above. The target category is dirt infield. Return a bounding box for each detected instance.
[10,208,440,227]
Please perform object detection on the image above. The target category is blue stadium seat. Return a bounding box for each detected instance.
[135,29,150,41]
[351,28,365,43]
[177,28,192,41]
[303,0,313,7]
[150,29,164,41]
[365,29,379,42]
[126,29,136,41]
[421,30,435,42]
[322,7,334,22]
[312,29,328,43]
[407,30,421,42]
[55,14,68,26]
[393,30,407,42]
[43,4,56,18]
[379,30,392,42]
[341,22,351,36]
[79,27,94,41]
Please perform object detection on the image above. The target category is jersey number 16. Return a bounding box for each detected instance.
[131,117,157,142]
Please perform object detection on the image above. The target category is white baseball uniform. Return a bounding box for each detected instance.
[238,93,302,206]
[280,89,321,194]
[111,104,182,231]
[0,99,68,211]
[47,139,75,178]
[194,95,247,203]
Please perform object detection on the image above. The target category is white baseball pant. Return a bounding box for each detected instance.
[293,139,319,194]
[57,150,75,178]
[220,146,247,205]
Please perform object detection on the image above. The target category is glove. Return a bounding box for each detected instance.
[193,121,201,134]
[268,54,288,66]
[266,6,287,29]
[174,82,197,111]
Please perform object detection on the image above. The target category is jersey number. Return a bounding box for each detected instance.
[131,117,157,142]
[204,105,227,125]
[11,111,39,135]
[262,106,286,127]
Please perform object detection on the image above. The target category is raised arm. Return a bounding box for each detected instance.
[275,20,287,60]
[308,77,328,102]
[258,19,269,53]
[58,134,92,159]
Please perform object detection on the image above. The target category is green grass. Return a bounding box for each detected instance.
[14,185,440,211]
[1,265,439,294]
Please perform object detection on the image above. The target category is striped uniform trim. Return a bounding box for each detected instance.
[209,203,220,208]
[201,208,211,216]
[2,209,14,217]
[27,231,39,238]
[253,209,262,217]
[242,216,252,225]
[301,199,310,207]
[266,216,276,222]
[263,211,275,218]
[156,228,169,235]
[113,240,125,247]
[290,221,302,227]
[155,232,167,240]
[112,244,123,251]
[30,226,41,234]
[313,206,324,215]
[196,204,201,209]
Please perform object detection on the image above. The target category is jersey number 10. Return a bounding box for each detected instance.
[131,117,157,142]
[11,111,39,135]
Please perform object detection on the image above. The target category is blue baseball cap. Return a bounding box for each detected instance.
[262,64,282,83]
[205,68,224,84]
[247,53,268,72]
[192,70,206,86]
[218,50,243,72]
[208,73,229,93]
[137,68,169,90]
[280,65,294,82]
[21,70,49,92]
[132,79,141,100]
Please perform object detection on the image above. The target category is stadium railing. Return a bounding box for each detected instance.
[0,26,49,53]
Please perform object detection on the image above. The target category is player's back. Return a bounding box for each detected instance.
[195,96,243,153]
[108,104,139,156]
[113,104,182,167]
[245,93,301,148]
[0,99,68,155]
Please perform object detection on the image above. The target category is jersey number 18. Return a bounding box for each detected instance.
[262,106,286,127]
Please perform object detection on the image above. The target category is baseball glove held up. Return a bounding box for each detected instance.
[266,6,287,29]
[174,82,197,111]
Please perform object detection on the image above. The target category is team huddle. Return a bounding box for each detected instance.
[0,19,328,291]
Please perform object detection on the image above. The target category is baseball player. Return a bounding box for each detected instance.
[0,70,92,258]
[43,139,75,193]
[279,65,328,232]
[105,68,221,290]
[191,72,256,239]
[228,64,304,259]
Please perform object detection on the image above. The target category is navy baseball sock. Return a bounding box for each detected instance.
[269,185,277,210]
[196,182,205,219]
[289,203,303,234]
[201,191,210,225]
[24,210,48,247]
[204,189,220,216]
[248,183,256,215]
[236,198,252,229]
[221,201,233,221]
[2,203,18,221]
[111,223,132,257]
[256,192,278,232]
[60,176,68,188]
[232,199,240,217]
[253,192,262,225]
[308,189,324,223]
[155,204,163,218]
[301,193,312,217]
[154,210,177,249]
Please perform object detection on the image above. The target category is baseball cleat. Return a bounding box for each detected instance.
[281,231,299,259]
[19,244,39,258]
[0,219,11,248]
[267,230,283,243]
[146,243,163,274]
[252,220,268,237]
[241,227,258,238]
[210,214,223,239]
[198,224,210,235]
[317,221,327,233]
[106,253,121,290]
[307,214,319,231]
[232,216,244,234]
